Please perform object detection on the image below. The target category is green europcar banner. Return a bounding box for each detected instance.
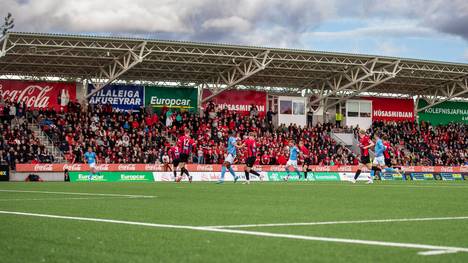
[144,86,198,112]
[69,171,154,182]
[266,171,340,181]
[313,172,340,181]
[418,100,468,125]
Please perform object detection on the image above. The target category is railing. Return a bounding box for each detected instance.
[26,112,65,163]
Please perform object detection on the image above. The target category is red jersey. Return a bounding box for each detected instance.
[244,138,257,158]
[383,141,391,159]
[177,135,195,155]
[360,135,372,157]
[299,145,310,157]
[169,146,180,160]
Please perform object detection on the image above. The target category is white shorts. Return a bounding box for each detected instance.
[88,162,96,169]
[224,153,236,164]
[373,156,385,166]
[286,160,298,168]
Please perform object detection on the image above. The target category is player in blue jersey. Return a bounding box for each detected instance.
[370,133,386,183]
[217,130,243,184]
[84,147,97,180]
[284,140,302,181]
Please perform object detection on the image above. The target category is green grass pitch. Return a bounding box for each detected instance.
[0,181,467,263]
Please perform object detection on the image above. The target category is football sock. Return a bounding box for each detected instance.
[244,171,250,181]
[250,170,260,176]
[220,166,227,180]
[354,169,362,180]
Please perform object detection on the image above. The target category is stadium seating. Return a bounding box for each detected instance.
[3,100,467,167]
[0,100,55,168]
[369,121,467,166]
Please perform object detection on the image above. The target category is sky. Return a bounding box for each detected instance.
[2,0,468,63]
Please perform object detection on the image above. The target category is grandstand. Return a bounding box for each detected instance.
[1,31,468,263]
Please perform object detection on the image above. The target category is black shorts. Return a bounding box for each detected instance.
[303,158,312,165]
[172,158,180,167]
[246,156,256,168]
[385,158,392,167]
[179,153,189,163]
[360,155,370,165]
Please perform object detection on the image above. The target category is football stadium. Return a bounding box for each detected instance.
[0,2,468,262]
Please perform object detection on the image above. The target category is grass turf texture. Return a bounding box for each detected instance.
[0,181,467,263]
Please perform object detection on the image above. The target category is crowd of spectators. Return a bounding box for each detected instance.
[0,99,55,169]
[368,121,467,166]
[2,97,467,168]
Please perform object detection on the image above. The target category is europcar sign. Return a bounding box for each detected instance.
[145,86,198,112]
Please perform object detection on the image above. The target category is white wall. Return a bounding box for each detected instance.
[278,96,307,127]
[345,100,372,129]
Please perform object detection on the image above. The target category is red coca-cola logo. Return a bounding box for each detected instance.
[118,164,136,171]
[403,166,415,172]
[423,166,435,172]
[196,165,213,172]
[337,166,353,172]
[145,164,163,171]
[314,166,331,172]
[95,164,109,171]
[34,164,54,171]
[0,84,53,108]
[440,167,454,173]
[63,164,83,171]
[460,166,468,173]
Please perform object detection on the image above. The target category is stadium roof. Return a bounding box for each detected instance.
[0,32,467,111]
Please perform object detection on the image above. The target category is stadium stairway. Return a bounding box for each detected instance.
[331,131,359,156]
[27,118,65,163]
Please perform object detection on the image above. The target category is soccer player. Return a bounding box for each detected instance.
[176,129,195,183]
[169,143,180,181]
[284,140,302,181]
[371,133,386,180]
[352,130,375,184]
[381,135,403,176]
[217,130,242,184]
[243,132,263,184]
[299,141,311,180]
[84,147,97,180]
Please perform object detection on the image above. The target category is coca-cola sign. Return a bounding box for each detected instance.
[0,80,76,111]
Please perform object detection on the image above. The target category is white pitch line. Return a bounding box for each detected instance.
[418,250,459,256]
[289,183,468,189]
[0,196,145,202]
[0,189,156,198]
[0,210,467,256]
[206,216,468,229]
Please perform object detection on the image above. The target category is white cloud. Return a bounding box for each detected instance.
[375,41,407,57]
[1,0,467,46]
[306,23,439,39]
[202,16,251,32]
[464,49,468,61]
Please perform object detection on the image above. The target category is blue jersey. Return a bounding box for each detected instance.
[289,146,299,161]
[374,139,385,157]
[84,152,97,164]
[227,137,237,156]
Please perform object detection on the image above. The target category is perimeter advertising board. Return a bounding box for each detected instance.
[145,86,198,112]
[418,100,468,125]
[69,171,154,182]
[202,89,267,116]
[88,84,144,111]
[0,80,76,111]
[365,97,415,121]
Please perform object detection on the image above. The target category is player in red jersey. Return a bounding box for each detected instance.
[352,130,375,184]
[381,135,404,176]
[299,141,311,180]
[176,128,195,183]
[169,144,180,181]
[243,132,263,184]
